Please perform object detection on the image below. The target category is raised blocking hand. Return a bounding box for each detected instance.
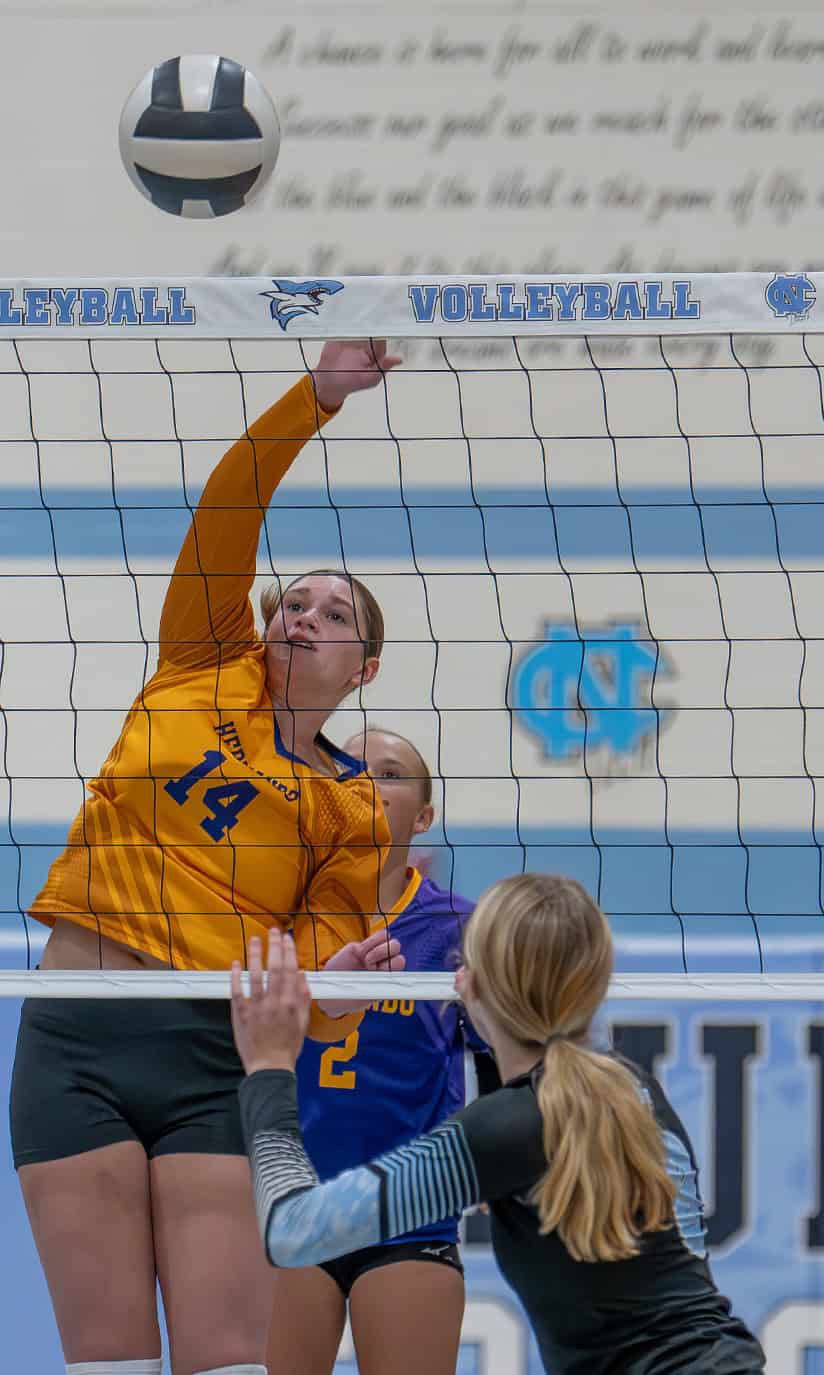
[230,930,312,1075]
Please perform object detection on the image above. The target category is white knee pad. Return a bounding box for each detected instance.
[193,1367,267,1375]
[66,1362,162,1375]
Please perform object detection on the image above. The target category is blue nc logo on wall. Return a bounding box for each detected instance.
[511,623,669,760]
[260,279,344,330]
[765,273,816,321]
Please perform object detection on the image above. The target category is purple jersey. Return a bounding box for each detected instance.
[296,871,483,1244]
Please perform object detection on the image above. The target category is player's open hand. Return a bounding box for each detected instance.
[312,339,402,412]
[230,931,311,1075]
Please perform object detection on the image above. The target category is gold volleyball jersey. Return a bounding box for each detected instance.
[30,376,390,1037]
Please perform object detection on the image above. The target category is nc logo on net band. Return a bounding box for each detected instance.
[260,278,344,330]
[765,273,816,321]
[511,622,673,762]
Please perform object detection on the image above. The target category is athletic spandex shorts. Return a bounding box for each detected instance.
[10,994,247,1166]
[318,1240,463,1298]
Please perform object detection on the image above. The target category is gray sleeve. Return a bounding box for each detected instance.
[263,1161,385,1266]
[239,1068,481,1269]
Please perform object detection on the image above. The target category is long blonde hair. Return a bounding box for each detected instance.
[463,874,676,1263]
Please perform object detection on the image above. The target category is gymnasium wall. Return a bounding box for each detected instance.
[3,0,824,276]
[3,1,824,1368]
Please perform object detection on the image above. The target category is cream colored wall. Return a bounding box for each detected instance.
[2,3,824,274]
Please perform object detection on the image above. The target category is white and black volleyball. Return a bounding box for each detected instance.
[119,55,280,218]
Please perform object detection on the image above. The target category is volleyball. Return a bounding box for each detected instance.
[118,54,280,218]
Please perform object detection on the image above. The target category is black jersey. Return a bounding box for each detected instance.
[240,1057,765,1375]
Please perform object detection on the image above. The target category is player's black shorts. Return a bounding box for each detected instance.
[319,1240,463,1298]
[10,993,247,1167]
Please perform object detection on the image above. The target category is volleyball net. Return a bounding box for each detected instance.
[2,271,824,999]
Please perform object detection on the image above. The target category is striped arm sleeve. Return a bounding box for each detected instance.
[368,1123,480,1237]
[239,1069,319,1245]
[239,1069,481,1270]
[248,1130,319,1246]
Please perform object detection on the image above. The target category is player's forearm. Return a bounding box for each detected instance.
[240,1068,481,1268]
[158,375,336,663]
[306,1001,363,1042]
[180,374,334,561]
[240,1067,382,1265]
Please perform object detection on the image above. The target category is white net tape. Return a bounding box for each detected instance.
[0,970,821,1001]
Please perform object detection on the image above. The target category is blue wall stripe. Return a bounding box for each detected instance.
[2,489,824,562]
[2,822,824,973]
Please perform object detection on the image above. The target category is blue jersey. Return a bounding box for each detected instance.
[296,869,483,1245]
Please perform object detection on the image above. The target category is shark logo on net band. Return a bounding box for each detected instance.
[260,278,345,330]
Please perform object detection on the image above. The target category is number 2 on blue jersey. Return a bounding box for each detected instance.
[165,749,260,840]
[319,1031,360,1090]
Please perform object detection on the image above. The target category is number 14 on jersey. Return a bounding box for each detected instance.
[165,749,260,841]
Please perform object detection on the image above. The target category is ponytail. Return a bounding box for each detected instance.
[533,1040,677,1263]
[463,872,679,1262]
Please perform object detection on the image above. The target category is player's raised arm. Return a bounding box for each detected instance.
[158,339,401,671]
